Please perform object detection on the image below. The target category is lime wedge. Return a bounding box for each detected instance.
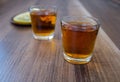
[13,12,31,25]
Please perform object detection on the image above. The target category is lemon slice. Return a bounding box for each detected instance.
[13,12,31,25]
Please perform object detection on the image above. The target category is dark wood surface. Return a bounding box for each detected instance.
[79,0,120,49]
[0,0,120,82]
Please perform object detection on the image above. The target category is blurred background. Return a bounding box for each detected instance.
[79,0,120,49]
[0,0,120,49]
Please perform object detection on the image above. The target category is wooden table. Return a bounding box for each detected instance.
[0,0,120,82]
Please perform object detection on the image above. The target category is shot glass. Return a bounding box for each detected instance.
[61,16,100,64]
[29,5,57,40]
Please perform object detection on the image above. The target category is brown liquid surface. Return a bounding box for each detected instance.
[62,22,99,58]
[30,10,56,36]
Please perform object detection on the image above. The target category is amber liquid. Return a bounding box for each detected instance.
[62,22,99,59]
[30,10,56,36]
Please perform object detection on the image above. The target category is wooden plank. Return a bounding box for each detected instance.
[79,0,120,49]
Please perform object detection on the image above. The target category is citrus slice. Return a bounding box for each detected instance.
[13,12,31,25]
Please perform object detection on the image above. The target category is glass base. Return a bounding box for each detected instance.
[63,53,92,64]
[33,34,54,40]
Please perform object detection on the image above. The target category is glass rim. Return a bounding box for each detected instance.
[61,16,100,28]
[29,5,57,11]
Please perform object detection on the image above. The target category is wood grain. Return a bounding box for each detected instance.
[79,0,120,49]
[0,0,120,82]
